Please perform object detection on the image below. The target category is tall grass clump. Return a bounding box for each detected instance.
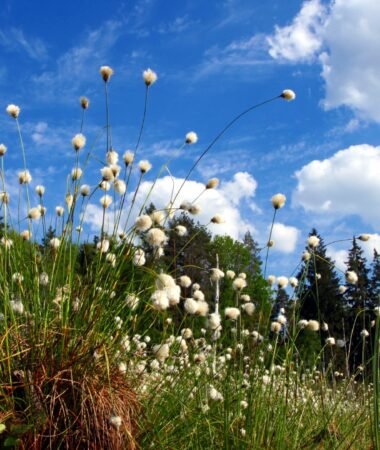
[0,67,377,450]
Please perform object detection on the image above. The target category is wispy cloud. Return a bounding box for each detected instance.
[0,27,48,60]
[194,34,271,80]
[156,15,199,34]
[31,19,124,102]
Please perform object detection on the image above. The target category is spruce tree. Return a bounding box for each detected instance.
[297,229,344,336]
[370,249,380,307]
[344,238,372,370]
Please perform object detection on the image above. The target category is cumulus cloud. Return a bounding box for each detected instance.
[320,0,380,122]
[267,0,327,62]
[358,234,380,260]
[83,172,258,240]
[326,248,348,272]
[269,223,300,253]
[293,144,380,228]
[220,172,257,206]
[267,0,380,122]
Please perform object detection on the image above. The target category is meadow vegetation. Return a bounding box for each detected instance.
[0,66,378,449]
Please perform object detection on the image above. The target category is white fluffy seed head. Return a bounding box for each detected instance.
[114,179,126,195]
[80,96,89,109]
[20,229,31,240]
[109,415,122,429]
[206,178,219,189]
[346,270,358,285]
[210,268,225,282]
[72,133,86,151]
[302,251,311,261]
[307,235,320,248]
[109,164,121,178]
[271,193,286,209]
[123,150,134,165]
[100,195,112,208]
[277,276,288,289]
[99,181,111,191]
[71,167,82,180]
[135,214,153,232]
[146,228,167,247]
[56,206,64,216]
[188,204,201,215]
[242,302,255,316]
[281,89,296,101]
[6,104,20,118]
[179,275,192,288]
[184,298,199,315]
[175,225,187,236]
[139,160,152,174]
[271,321,282,333]
[233,277,247,291]
[65,194,74,210]
[106,150,119,165]
[0,144,6,156]
[39,272,49,286]
[289,277,298,288]
[97,239,110,253]
[225,307,240,320]
[133,248,146,266]
[0,191,9,204]
[211,214,225,224]
[80,184,90,196]
[28,207,41,220]
[101,166,114,182]
[226,270,235,279]
[18,170,32,184]
[151,290,169,311]
[358,234,371,242]
[100,65,114,82]
[326,337,336,346]
[208,313,221,330]
[307,320,320,331]
[185,131,198,144]
[143,68,157,86]
[361,329,369,338]
[35,185,45,196]
[50,237,61,250]
[156,273,176,289]
[298,319,308,329]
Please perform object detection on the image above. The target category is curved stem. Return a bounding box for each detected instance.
[264,209,277,277]
[173,95,281,206]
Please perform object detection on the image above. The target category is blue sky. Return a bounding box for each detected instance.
[1,0,380,276]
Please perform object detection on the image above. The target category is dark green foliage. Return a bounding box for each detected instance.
[344,238,372,371]
[297,229,344,335]
[296,229,344,369]
[370,249,380,307]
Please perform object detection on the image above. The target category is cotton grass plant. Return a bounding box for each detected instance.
[0,64,377,449]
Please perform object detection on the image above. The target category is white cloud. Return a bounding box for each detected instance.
[267,0,327,62]
[195,34,270,79]
[326,248,347,272]
[321,0,380,122]
[220,172,257,206]
[83,172,257,240]
[270,222,300,253]
[293,144,380,228]
[31,20,123,101]
[157,15,198,34]
[0,28,48,60]
[267,0,380,122]
[358,234,380,260]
